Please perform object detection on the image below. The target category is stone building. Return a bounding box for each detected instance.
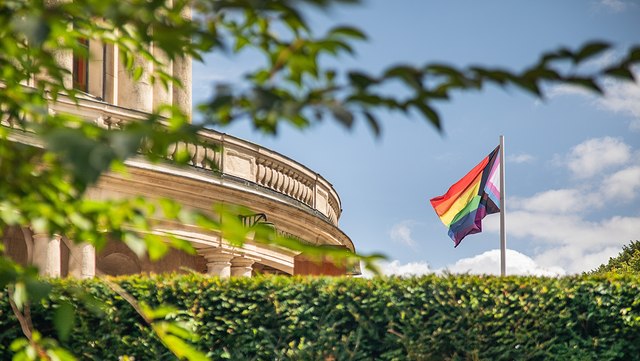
[2,10,357,278]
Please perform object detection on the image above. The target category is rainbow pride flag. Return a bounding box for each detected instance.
[430,146,501,247]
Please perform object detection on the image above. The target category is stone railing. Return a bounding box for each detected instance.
[168,130,342,225]
[255,157,315,207]
[43,96,343,225]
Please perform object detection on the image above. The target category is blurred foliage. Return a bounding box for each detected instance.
[1,0,640,359]
[592,241,640,275]
[1,274,640,360]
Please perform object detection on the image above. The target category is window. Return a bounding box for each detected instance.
[72,38,89,91]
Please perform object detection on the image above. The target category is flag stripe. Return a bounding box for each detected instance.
[448,205,485,247]
[430,156,490,214]
[449,194,481,226]
[485,155,501,207]
[435,173,483,226]
[430,145,501,247]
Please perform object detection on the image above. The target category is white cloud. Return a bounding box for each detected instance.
[389,220,417,247]
[581,49,619,69]
[484,210,640,273]
[548,69,640,132]
[601,166,640,200]
[383,260,433,276]
[362,250,566,277]
[361,249,565,277]
[548,84,593,98]
[492,139,640,273]
[375,137,639,276]
[598,0,630,12]
[508,153,535,164]
[564,137,631,178]
[510,188,588,214]
[360,260,432,278]
[442,249,565,276]
[534,246,622,274]
[489,211,640,247]
[598,76,640,120]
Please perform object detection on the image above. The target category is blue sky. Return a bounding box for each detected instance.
[193,0,640,275]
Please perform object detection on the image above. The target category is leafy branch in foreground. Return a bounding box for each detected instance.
[1,0,639,360]
[203,22,639,135]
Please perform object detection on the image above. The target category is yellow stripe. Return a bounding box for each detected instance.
[438,179,481,226]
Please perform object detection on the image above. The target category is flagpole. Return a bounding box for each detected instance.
[499,135,507,276]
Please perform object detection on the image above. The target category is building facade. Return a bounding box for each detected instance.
[2,10,357,278]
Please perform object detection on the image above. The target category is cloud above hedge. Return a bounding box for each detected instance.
[485,137,640,273]
[364,249,564,277]
[441,249,565,276]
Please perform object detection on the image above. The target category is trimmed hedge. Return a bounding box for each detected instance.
[1,274,640,360]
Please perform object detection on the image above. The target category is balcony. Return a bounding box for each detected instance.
[36,95,354,275]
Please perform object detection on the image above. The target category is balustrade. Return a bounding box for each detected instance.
[9,97,343,225]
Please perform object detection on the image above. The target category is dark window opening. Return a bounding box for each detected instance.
[73,39,89,91]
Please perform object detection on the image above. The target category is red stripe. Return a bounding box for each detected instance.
[430,155,490,216]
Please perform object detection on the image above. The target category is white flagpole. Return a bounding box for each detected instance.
[499,135,507,276]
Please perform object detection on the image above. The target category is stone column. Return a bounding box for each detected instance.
[230,257,255,277]
[32,233,61,277]
[152,44,173,113]
[172,5,192,121]
[68,242,96,279]
[172,56,192,121]
[204,248,235,278]
[118,51,153,112]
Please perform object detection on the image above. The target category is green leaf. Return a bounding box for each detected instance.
[24,279,52,303]
[411,101,441,130]
[510,77,542,97]
[53,301,75,342]
[566,77,603,94]
[9,338,29,352]
[348,71,377,89]
[328,26,367,40]
[329,103,354,128]
[12,282,27,310]
[384,65,422,90]
[48,347,77,361]
[282,8,309,33]
[233,36,250,52]
[142,304,179,321]
[123,233,146,258]
[363,111,381,138]
[132,66,144,81]
[161,334,209,361]
[145,234,170,261]
[109,132,143,160]
[574,41,611,63]
[603,65,636,81]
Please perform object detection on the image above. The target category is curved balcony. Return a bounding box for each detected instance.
[49,96,343,226]
[38,95,354,275]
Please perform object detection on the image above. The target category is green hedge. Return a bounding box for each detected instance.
[1,274,640,360]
